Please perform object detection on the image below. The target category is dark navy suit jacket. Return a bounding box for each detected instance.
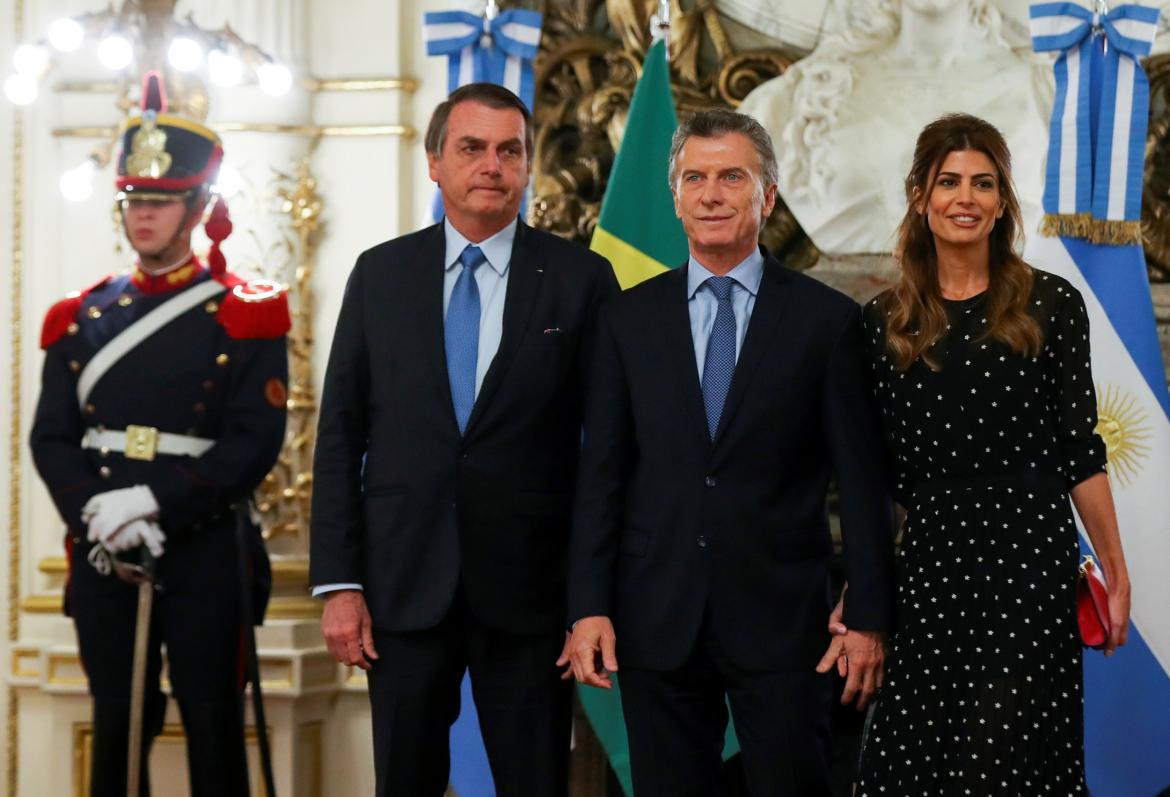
[568,252,895,671]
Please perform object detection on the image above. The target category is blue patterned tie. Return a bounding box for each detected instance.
[446,245,486,434]
[701,276,737,440]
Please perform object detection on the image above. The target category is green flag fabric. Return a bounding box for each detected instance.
[589,38,689,288]
[582,37,739,796]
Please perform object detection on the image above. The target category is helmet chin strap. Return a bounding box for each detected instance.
[140,247,196,276]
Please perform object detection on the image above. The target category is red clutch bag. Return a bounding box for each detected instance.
[1077,555,1111,650]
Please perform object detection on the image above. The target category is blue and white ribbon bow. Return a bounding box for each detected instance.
[1030,2,1160,240]
[423,8,543,110]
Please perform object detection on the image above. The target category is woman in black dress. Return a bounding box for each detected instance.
[853,114,1131,795]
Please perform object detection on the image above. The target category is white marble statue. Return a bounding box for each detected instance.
[740,0,1053,255]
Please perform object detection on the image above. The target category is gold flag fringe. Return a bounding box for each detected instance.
[1040,213,1144,246]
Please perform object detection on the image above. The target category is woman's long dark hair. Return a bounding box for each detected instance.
[884,113,1042,371]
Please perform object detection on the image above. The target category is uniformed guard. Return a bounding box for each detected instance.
[29,72,290,797]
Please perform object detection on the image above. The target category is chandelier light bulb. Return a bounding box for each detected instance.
[207,49,243,87]
[167,36,203,72]
[47,18,85,53]
[60,159,97,203]
[257,62,292,96]
[97,33,134,71]
[3,73,38,105]
[213,162,243,199]
[13,44,51,77]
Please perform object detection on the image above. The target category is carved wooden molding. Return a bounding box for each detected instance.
[529,0,818,267]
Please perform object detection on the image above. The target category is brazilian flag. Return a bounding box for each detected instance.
[583,37,739,795]
[589,38,688,288]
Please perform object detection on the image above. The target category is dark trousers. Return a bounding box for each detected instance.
[69,525,249,797]
[619,614,833,797]
[366,590,573,797]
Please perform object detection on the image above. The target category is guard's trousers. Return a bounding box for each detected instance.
[69,522,249,797]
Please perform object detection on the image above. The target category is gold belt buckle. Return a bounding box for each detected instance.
[124,425,160,462]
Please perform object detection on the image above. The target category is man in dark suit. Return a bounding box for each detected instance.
[563,109,895,796]
[309,82,618,797]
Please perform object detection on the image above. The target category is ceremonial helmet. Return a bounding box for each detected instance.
[114,71,232,272]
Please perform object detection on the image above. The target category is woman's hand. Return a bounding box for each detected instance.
[1104,571,1131,657]
[1070,473,1131,657]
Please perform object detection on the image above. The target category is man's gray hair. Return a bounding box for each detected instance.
[667,109,779,191]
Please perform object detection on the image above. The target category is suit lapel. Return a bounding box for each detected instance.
[658,265,711,449]
[711,256,790,445]
[464,220,543,435]
[416,224,461,437]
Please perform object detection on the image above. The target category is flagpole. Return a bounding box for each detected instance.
[1096,0,1109,53]
[651,0,670,49]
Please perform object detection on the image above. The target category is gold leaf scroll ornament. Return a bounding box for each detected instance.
[126,117,172,178]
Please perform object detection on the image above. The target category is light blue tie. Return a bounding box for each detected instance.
[446,245,486,435]
[701,276,737,440]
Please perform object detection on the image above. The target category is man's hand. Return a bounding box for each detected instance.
[834,630,885,710]
[83,485,160,545]
[558,616,618,689]
[557,631,573,680]
[815,587,850,678]
[321,590,379,670]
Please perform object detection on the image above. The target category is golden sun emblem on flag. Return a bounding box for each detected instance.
[1094,383,1152,486]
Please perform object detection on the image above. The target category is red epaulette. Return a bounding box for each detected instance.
[213,273,291,340]
[40,275,113,349]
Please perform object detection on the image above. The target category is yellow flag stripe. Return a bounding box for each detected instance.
[591,227,672,290]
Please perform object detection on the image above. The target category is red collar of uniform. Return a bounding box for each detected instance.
[131,255,205,295]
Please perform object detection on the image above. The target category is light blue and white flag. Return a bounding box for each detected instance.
[1029,5,1170,795]
[1030,1,1160,243]
[423,6,543,224]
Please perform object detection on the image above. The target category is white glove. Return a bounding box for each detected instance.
[83,485,160,546]
[105,519,167,558]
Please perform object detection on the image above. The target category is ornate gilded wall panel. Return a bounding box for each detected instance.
[1144,53,1170,283]
[529,1,1170,279]
[528,0,816,267]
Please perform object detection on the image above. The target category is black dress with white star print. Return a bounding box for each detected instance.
[855,270,1107,796]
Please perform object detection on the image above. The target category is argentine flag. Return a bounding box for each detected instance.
[423,6,542,225]
[1026,234,1170,797]
[1028,3,1170,794]
[421,7,543,796]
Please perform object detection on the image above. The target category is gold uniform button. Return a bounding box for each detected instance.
[87,306,102,320]
[205,301,219,313]
[84,403,96,414]
[117,295,133,307]
[216,353,230,366]
[99,466,111,479]
[66,323,79,335]
[68,360,81,373]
